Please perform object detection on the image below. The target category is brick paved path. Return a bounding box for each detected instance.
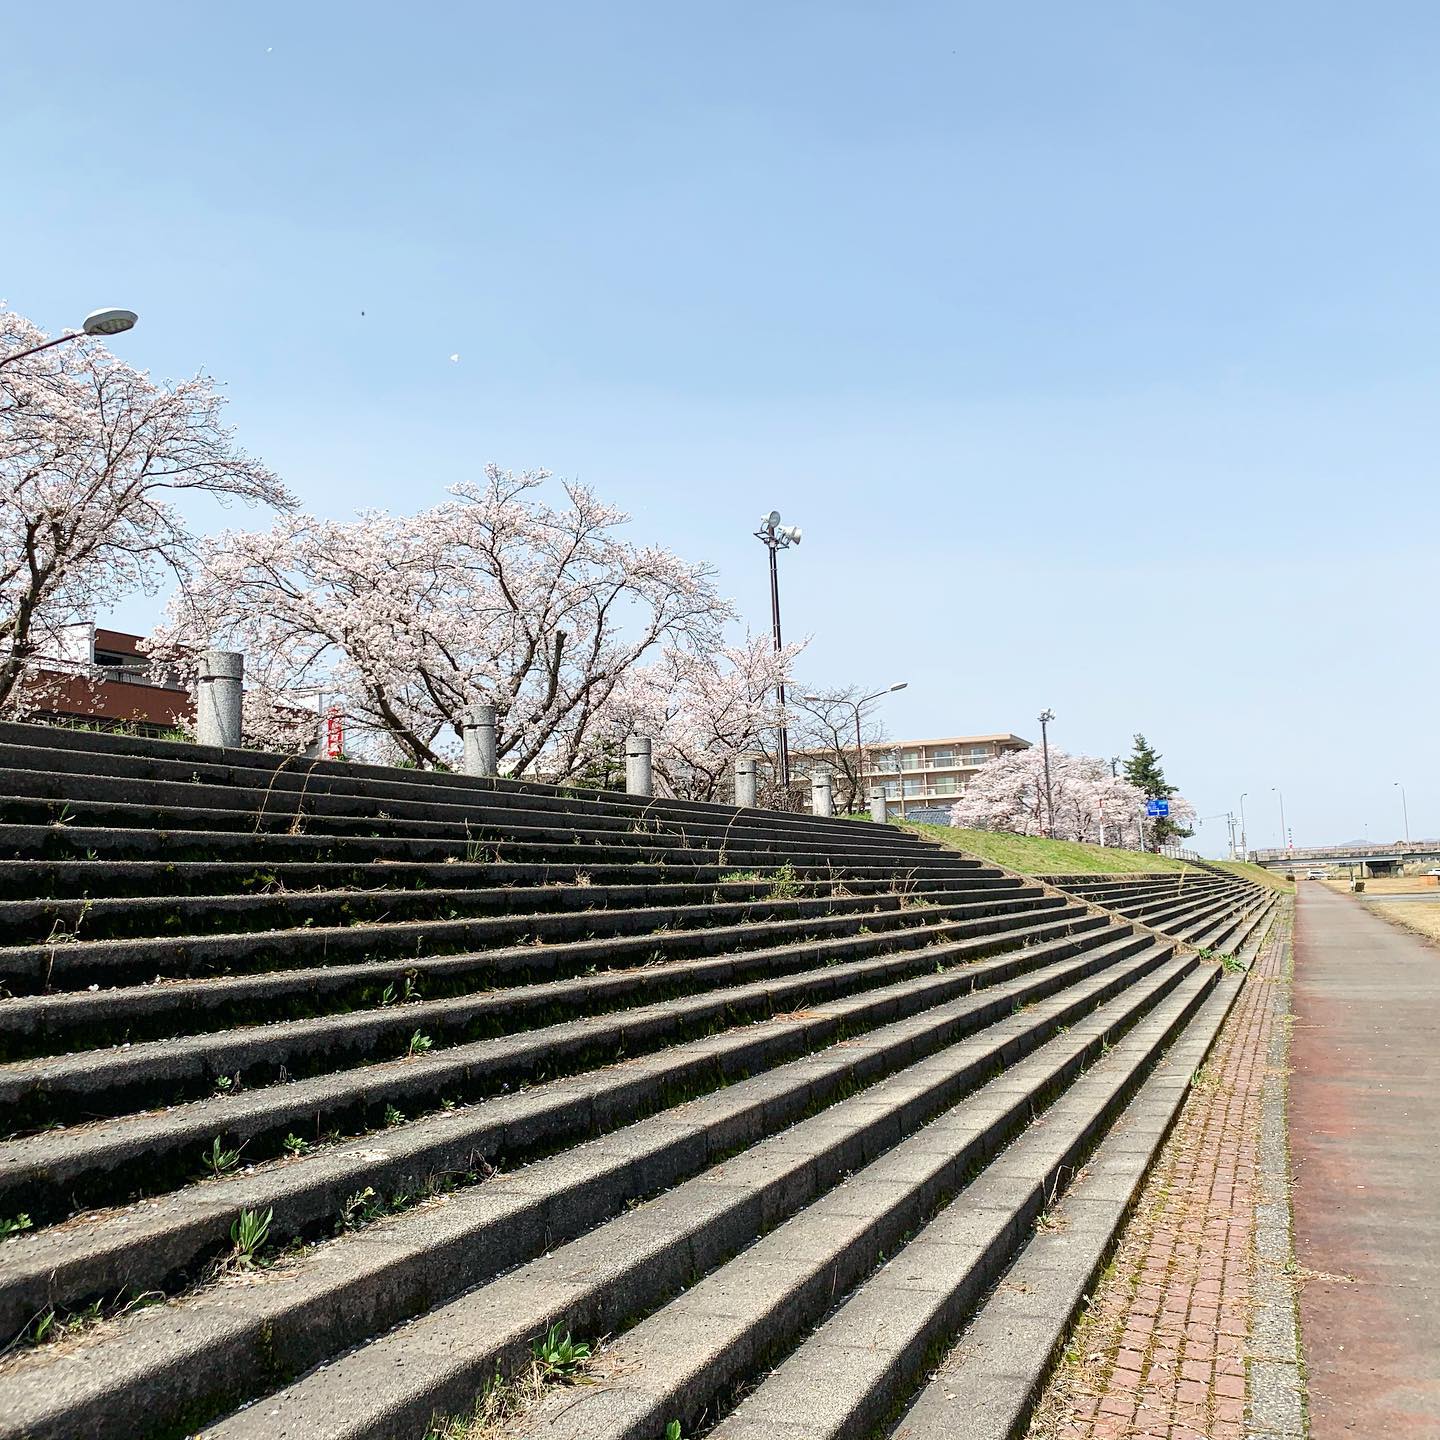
[1026,924,1296,1440]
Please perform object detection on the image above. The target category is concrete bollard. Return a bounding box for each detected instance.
[869,789,888,824]
[625,735,653,797]
[811,770,834,817]
[197,649,244,749]
[735,755,758,808]
[462,704,498,777]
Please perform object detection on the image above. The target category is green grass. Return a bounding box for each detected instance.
[1209,860,1294,891]
[899,823,1191,876]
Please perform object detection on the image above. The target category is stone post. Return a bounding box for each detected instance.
[811,770,834,817]
[735,755,758,808]
[197,649,244,749]
[869,789,888,824]
[462,704,498,777]
[625,735,653,798]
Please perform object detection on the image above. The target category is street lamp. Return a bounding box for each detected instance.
[1272,787,1288,851]
[754,511,802,791]
[0,307,138,370]
[1395,782,1411,844]
[1037,709,1056,837]
[1239,792,1248,859]
[802,682,907,814]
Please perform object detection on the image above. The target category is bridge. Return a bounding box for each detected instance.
[1250,841,1440,875]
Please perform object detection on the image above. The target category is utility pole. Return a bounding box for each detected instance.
[1396,782,1411,843]
[1239,792,1248,859]
[1038,709,1056,837]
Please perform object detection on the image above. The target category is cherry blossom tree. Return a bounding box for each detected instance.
[586,634,801,800]
[0,307,293,714]
[949,745,1195,850]
[155,467,732,768]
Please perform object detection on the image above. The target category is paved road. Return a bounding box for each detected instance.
[1292,883,1440,1436]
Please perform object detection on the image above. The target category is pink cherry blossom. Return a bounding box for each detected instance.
[0,306,293,714]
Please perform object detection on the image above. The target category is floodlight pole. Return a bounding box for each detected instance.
[754,513,801,793]
[1038,709,1056,837]
[1239,792,1248,859]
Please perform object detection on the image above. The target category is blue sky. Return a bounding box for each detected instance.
[5,3,1436,852]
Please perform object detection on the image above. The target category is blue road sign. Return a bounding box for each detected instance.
[1146,798,1170,818]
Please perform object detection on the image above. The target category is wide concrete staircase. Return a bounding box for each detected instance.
[1040,868,1280,963]
[0,723,1246,1440]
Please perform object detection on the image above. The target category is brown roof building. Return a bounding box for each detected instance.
[16,625,191,733]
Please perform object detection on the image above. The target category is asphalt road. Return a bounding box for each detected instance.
[1291,883,1440,1436]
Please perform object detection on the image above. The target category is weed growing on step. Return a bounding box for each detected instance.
[0,1212,32,1240]
[339,1186,385,1230]
[532,1322,592,1380]
[766,863,803,900]
[26,1299,103,1346]
[282,1133,311,1157]
[228,1207,272,1269]
[718,869,764,885]
[200,1137,243,1179]
[408,1029,434,1057]
[423,1365,548,1439]
[385,1105,406,1128]
[666,1424,684,1440]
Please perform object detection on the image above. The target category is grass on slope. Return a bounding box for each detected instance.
[1363,900,1440,946]
[1211,861,1294,891]
[899,823,1190,876]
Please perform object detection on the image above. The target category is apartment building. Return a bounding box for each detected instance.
[13,624,191,733]
[865,732,1031,820]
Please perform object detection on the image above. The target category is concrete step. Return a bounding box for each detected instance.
[890,971,1239,1440]
[0,726,900,848]
[0,816,988,886]
[0,938,1186,1440]
[0,896,1079,1125]
[0,887,1071,1059]
[0,881,1038,994]
[0,929,1158,1367]
[196,951,1205,1440]
[0,892,1064,1062]
[646,967,1222,1440]
[0,868,1025,947]
[0,753,936,864]
[0,856,981,902]
[0,912,1124,1223]
[0,795,960,875]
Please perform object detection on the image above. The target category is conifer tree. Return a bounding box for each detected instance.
[1123,734,1192,846]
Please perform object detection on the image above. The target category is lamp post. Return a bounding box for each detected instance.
[1396,781,1411,844]
[0,308,138,370]
[1239,792,1248,860]
[1272,787,1288,851]
[754,511,802,792]
[1037,709,1056,837]
[801,682,907,814]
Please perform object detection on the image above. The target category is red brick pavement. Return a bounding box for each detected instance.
[1027,929,1289,1440]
